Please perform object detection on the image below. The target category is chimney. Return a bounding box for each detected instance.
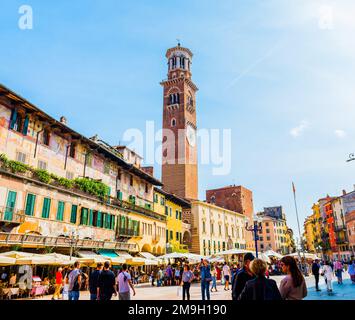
[60,116,67,125]
[342,189,347,196]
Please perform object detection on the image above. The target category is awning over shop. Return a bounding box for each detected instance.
[0,255,16,266]
[98,250,118,258]
[139,252,158,260]
[77,251,107,266]
[115,252,133,260]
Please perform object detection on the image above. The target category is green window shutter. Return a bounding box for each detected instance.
[22,115,29,135]
[102,213,106,228]
[166,229,168,243]
[111,215,116,230]
[170,230,173,240]
[97,211,102,228]
[42,198,51,219]
[175,210,178,219]
[179,211,182,220]
[165,206,168,215]
[70,205,77,224]
[5,191,17,220]
[81,208,88,225]
[56,201,65,221]
[89,209,94,226]
[25,194,36,216]
[9,109,17,130]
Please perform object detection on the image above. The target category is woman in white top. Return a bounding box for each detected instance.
[320,261,333,293]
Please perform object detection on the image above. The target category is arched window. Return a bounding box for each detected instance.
[171,118,176,127]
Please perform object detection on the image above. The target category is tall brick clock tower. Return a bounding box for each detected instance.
[160,43,198,200]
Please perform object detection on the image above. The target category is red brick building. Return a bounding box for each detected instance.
[206,185,254,249]
[345,210,355,255]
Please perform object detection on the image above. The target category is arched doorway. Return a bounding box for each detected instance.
[157,246,162,255]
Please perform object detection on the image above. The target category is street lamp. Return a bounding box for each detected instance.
[245,215,262,258]
[65,230,79,260]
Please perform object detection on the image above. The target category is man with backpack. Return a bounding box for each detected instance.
[117,264,136,300]
[68,261,82,301]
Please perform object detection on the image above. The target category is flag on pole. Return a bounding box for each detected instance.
[292,182,296,194]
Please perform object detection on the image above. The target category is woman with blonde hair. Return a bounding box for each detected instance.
[238,258,282,300]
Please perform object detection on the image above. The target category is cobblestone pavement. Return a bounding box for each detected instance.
[27,274,353,300]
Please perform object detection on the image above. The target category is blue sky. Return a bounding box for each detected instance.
[1,0,355,239]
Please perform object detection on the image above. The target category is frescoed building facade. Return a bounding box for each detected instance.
[0,84,166,255]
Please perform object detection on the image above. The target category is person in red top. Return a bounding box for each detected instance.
[52,267,63,300]
[216,265,221,281]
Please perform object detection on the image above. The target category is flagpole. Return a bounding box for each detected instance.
[292,182,307,275]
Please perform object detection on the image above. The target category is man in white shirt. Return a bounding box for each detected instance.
[117,264,136,300]
[222,262,231,290]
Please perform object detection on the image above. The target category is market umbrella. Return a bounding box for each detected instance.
[44,253,75,265]
[15,256,54,265]
[287,252,321,260]
[1,251,36,259]
[264,250,283,259]
[158,252,187,260]
[126,257,145,266]
[0,255,16,266]
[109,256,126,266]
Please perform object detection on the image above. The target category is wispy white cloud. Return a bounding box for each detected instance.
[334,129,346,138]
[290,120,309,138]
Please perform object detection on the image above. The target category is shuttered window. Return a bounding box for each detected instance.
[42,198,51,219]
[25,193,36,216]
[56,201,65,221]
[70,205,77,224]
[80,208,89,225]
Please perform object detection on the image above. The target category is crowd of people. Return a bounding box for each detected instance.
[8,253,354,301]
[311,258,355,294]
[51,261,136,301]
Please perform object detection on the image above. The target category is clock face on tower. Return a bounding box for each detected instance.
[186,125,196,147]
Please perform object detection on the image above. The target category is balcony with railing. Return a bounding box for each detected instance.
[0,232,138,251]
[0,207,25,225]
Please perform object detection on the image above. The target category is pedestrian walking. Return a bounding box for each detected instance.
[97,261,116,301]
[232,253,255,300]
[181,265,194,300]
[311,259,321,292]
[222,262,231,291]
[200,259,212,300]
[166,264,173,286]
[210,264,217,292]
[175,266,181,286]
[117,263,136,300]
[157,266,164,287]
[51,267,63,300]
[348,260,355,284]
[279,256,307,300]
[238,258,282,300]
[334,260,343,284]
[89,262,103,300]
[321,261,333,293]
[68,261,82,301]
